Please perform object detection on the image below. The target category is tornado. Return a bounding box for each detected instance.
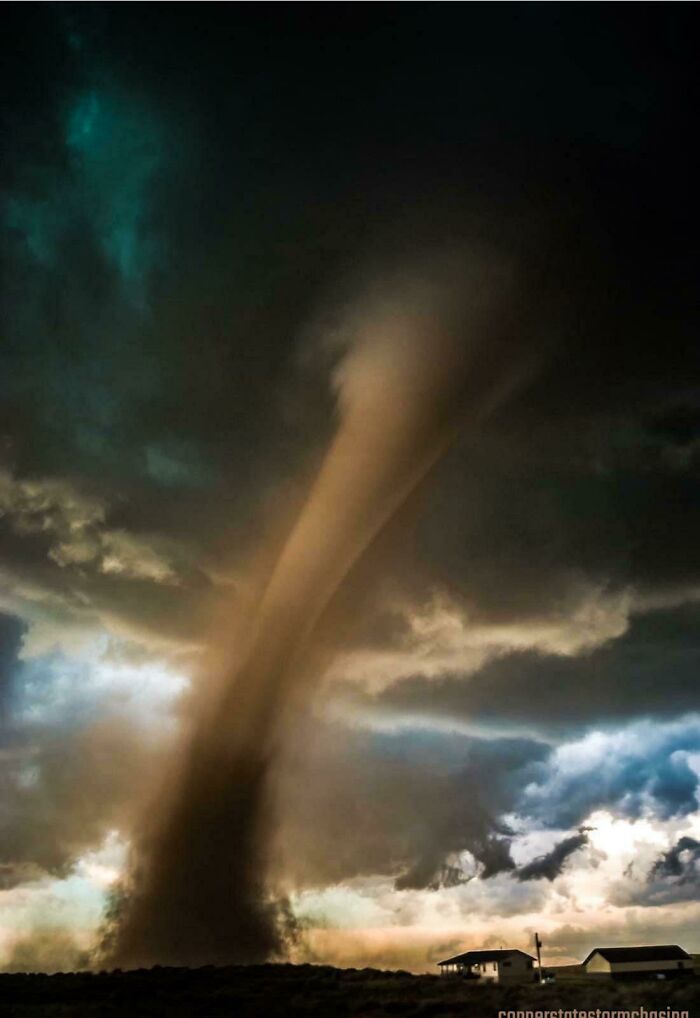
[110,246,535,968]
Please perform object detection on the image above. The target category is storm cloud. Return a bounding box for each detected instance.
[516,831,590,883]
[273,720,542,893]
[345,602,700,738]
[615,837,700,908]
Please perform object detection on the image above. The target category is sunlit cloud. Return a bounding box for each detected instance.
[14,636,189,729]
[327,585,633,692]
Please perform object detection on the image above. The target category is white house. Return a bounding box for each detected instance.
[438,949,536,984]
[582,945,694,980]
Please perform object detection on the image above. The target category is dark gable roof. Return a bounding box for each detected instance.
[439,949,534,966]
[583,945,691,966]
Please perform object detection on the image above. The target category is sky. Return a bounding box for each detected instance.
[1,4,699,973]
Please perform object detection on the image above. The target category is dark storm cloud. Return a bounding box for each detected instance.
[3,4,697,479]
[647,406,700,450]
[612,837,700,909]
[411,427,700,624]
[274,721,543,891]
[355,603,700,737]
[2,2,697,651]
[0,479,217,656]
[516,831,589,883]
[652,836,700,883]
[0,613,25,719]
[1,7,248,665]
[1,6,338,598]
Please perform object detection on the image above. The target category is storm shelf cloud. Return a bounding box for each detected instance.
[1,2,699,973]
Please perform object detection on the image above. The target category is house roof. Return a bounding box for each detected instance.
[439,949,535,966]
[582,945,692,966]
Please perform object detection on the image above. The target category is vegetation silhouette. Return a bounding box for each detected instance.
[1,963,699,1017]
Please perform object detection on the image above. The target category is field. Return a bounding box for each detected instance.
[1,964,699,1017]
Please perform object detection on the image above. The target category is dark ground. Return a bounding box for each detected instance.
[1,964,699,1017]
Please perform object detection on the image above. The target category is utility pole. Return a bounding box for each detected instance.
[534,932,543,983]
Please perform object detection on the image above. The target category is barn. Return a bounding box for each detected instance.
[438,949,535,984]
[582,945,694,980]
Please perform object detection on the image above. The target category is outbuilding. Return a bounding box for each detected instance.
[582,945,694,980]
[438,949,535,983]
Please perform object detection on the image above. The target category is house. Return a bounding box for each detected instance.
[582,945,694,980]
[438,949,536,983]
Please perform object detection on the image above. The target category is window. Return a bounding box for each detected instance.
[503,961,511,968]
